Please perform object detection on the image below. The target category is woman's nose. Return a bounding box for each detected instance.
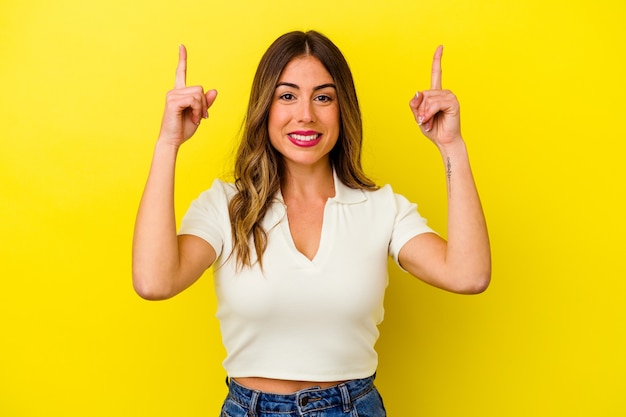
[297,100,315,123]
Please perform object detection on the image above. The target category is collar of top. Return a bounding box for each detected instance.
[329,168,367,204]
[274,168,367,208]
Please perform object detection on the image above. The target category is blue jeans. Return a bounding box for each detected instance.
[220,374,386,417]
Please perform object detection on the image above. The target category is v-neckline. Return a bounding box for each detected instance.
[276,191,333,266]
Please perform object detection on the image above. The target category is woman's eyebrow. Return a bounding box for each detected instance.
[314,83,336,91]
[276,82,336,91]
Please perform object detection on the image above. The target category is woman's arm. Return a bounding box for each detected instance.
[399,46,491,294]
[132,45,218,300]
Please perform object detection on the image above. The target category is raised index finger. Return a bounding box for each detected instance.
[174,44,187,89]
[430,45,444,90]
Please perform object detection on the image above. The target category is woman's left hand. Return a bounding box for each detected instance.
[409,46,463,148]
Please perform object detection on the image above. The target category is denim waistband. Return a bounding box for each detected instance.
[226,374,376,415]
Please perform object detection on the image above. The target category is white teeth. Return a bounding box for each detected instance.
[290,134,319,141]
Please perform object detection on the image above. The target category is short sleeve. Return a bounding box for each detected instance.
[388,191,437,268]
[178,179,234,259]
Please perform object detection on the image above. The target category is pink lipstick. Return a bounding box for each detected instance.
[288,130,322,148]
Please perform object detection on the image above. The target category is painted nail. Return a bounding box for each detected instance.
[418,116,424,125]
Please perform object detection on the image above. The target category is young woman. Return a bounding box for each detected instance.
[132,30,490,416]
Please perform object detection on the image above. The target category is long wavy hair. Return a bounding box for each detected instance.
[229,30,378,269]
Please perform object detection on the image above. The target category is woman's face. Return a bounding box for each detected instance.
[268,55,340,171]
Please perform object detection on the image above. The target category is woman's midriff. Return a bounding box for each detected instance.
[233,377,347,394]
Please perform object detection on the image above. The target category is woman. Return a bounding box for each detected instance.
[133,30,490,416]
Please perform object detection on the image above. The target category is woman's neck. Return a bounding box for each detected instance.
[280,160,336,202]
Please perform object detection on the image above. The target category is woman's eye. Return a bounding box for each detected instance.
[315,94,332,103]
[279,93,295,100]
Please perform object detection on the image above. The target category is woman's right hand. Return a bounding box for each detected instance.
[158,44,218,147]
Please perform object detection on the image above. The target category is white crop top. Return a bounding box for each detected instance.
[179,172,435,381]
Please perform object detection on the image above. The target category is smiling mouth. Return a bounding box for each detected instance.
[288,133,320,142]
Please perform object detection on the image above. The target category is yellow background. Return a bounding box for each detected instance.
[1,0,625,415]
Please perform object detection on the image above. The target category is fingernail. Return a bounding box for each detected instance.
[204,110,209,119]
[418,116,424,125]
[415,91,420,98]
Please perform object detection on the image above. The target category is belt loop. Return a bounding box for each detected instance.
[339,383,351,413]
[248,390,260,417]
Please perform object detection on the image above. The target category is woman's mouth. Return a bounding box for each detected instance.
[288,131,322,147]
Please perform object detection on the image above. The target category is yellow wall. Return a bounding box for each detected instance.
[1,0,625,415]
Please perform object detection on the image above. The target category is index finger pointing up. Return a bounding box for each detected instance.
[175,44,187,89]
[430,45,444,90]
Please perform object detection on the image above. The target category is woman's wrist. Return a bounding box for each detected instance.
[155,137,182,155]
[437,137,468,160]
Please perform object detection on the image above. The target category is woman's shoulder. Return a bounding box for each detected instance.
[360,182,420,212]
[200,178,237,196]
[361,183,397,200]
[191,178,238,209]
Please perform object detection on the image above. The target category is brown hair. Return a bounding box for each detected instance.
[229,30,378,269]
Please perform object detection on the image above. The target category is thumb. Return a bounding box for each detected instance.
[206,89,218,108]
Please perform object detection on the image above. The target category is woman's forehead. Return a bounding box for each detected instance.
[277,56,334,84]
